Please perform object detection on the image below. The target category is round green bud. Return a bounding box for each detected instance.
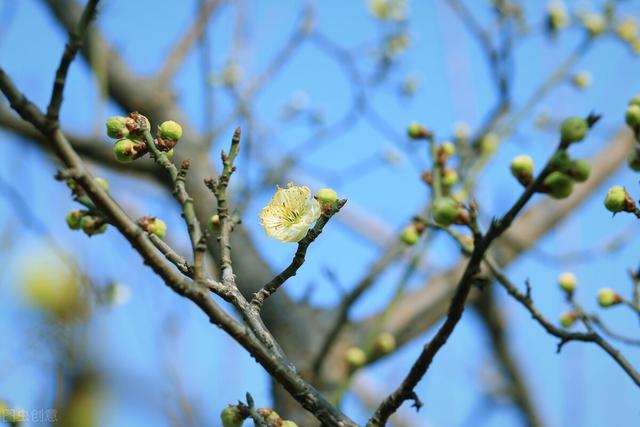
[480,133,499,155]
[79,215,107,236]
[374,332,397,354]
[581,12,607,37]
[113,139,139,163]
[159,120,183,141]
[281,421,299,427]
[257,408,280,423]
[65,210,84,230]
[94,177,109,192]
[568,159,591,182]
[550,151,572,172]
[146,218,167,238]
[407,122,430,139]
[208,214,221,233]
[220,406,243,427]
[510,155,534,178]
[558,272,577,293]
[316,188,338,205]
[344,346,367,369]
[604,185,627,213]
[625,104,640,128]
[547,2,569,31]
[627,150,640,172]
[441,169,458,187]
[544,172,574,199]
[560,117,589,143]
[629,94,640,107]
[105,116,129,139]
[432,197,461,226]
[400,225,419,245]
[559,311,577,328]
[441,142,456,157]
[572,71,592,89]
[616,18,637,42]
[597,288,622,307]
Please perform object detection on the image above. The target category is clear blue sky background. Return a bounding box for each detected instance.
[0,0,639,426]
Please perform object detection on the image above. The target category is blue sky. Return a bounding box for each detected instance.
[1,0,640,426]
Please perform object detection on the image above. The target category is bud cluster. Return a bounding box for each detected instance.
[510,149,591,200]
[105,113,182,163]
[220,404,299,427]
[63,176,111,236]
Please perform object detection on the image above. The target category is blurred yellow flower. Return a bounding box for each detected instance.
[260,183,320,242]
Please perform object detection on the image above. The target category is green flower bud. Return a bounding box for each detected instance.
[345,346,367,369]
[105,116,129,139]
[407,122,430,139]
[220,405,244,427]
[432,197,461,226]
[66,210,84,230]
[480,133,499,155]
[510,155,534,178]
[400,225,419,245]
[441,169,459,187]
[597,288,622,307]
[604,185,627,212]
[543,172,574,199]
[281,421,299,427]
[572,71,592,89]
[94,177,109,191]
[146,218,167,238]
[581,12,607,37]
[374,332,397,354]
[159,120,183,141]
[625,104,640,128]
[616,17,637,42]
[316,188,338,205]
[257,408,280,423]
[140,217,166,238]
[559,311,577,328]
[113,139,139,163]
[627,150,640,172]
[79,215,107,236]
[558,272,577,293]
[208,214,221,232]
[547,2,569,32]
[550,151,571,173]
[560,117,588,143]
[441,142,456,157]
[567,159,591,182]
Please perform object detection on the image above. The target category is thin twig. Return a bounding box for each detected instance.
[310,243,405,380]
[143,129,207,283]
[46,0,99,125]
[251,200,345,309]
[485,256,640,387]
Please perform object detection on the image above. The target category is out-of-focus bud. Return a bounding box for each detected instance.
[558,272,577,293]
[543,172,574,199]
[597,288,623,307]
[560,117,589,143]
